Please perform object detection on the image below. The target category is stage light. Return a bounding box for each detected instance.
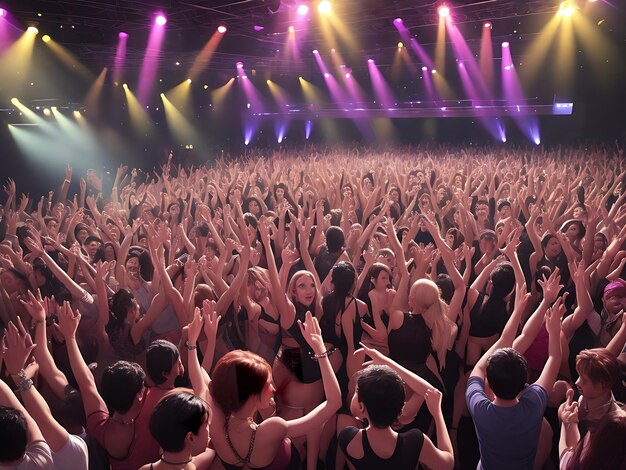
[186,78,192,83]
[27,26,39,34]
[345,73,350,78]
[484,22,492,28]
[393,18,402,24]
[122,83,128,88]
[558,2,575,16]
[73,110,81,118]
[324,72,330,78]
[312,49,319,54]
[42,35,51,43]
[421,66,428,71]
[236,62,244,69]
[155,15,167,26]
[119,32,128,38]
[0,8,7,17]
[10,98,19,106]
[318,1,331,14]
[367,58,374,63]
[297,4,309,16]
[254,25,264,31]
[242,75,248,79]
[438,6,450,18]
[534,138,541,145]
[288,25,295,33]
[431,69,437,74]
[203,85,209,89]
[217,24,227,33]
[43,108,51,116]
[397,42,403,49]
[502,41,509,48]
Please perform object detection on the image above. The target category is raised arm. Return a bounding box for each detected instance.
[57,301,107,417]
[3,320,74,453]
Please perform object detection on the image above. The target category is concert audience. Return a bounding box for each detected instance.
[0,144,625,469]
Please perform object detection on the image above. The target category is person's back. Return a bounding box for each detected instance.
[466,375,547,469]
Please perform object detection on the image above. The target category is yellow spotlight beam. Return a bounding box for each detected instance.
[164,79,193,114]
[432,71,455,100]
[435,16,446,76]
[11,98,48,126]
[42,37,94,82]
[0,30,38,95]
[210,78,235,111]
[555,12,575,94]
[160,93,203,147]
[325,13,359,52]
[267,80,291,109]
[317,14,338,51]
[298,76,325,104]
[84,67,108,116]
[520,14,560,85]
[122,84,154,135]
[188,31,224,81]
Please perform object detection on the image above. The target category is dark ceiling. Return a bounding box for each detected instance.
[9,0,619,75]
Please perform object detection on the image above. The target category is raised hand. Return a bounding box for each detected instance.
[355,342,388,367]
[57,301,80,340]
[281,244,300,267]
[298,311,325,355]
[19,290,46,323]
[3,318,36,375]
[201,299,221,344]
[188,307,204,345]
[558,388,579,425]
[537,268,563,304]
[424,388,443,417]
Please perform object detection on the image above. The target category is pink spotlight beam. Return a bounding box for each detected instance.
[137,13,167,104]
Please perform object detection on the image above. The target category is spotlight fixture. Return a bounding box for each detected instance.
[297,4,309,16]
[438,5,450,17]
[558,1,575,16]
[0,8,6,17]
[501,41,509,48]
[42,34,51,42]
[431,69,437,74]
[236,62,244,69]
[288,25,295,33]
[119,32,128,38]
[318,0,331,14]
[421,66,428,71]
[217,24,227,33]
[27,26,39,34]
[186,79,192,83]
[367,58,374,63]
[393,18,402,24]
[484,22,492,28]
[323,72,330,77]
[397,41,403,49]
[155,14,167,26]
[312,49,319,54]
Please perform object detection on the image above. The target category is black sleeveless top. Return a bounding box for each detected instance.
[338,427,424,470]
[281,303,322,384]
[388,313,432,372]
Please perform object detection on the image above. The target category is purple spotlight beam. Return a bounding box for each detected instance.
[137,13,167,104]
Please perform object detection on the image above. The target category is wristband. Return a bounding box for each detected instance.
[309,347,337,361]
[184,341,197,351]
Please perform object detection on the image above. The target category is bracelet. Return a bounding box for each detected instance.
[15,370,33,393]
[309,347,337,361]
[184,341,197,351]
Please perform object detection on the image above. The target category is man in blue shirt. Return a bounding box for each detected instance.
[466,286,564,470]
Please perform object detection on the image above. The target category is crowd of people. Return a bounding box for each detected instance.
[0,144,625,470]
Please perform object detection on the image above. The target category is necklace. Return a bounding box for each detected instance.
[160,455,192,467]
[111,414,135,425]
